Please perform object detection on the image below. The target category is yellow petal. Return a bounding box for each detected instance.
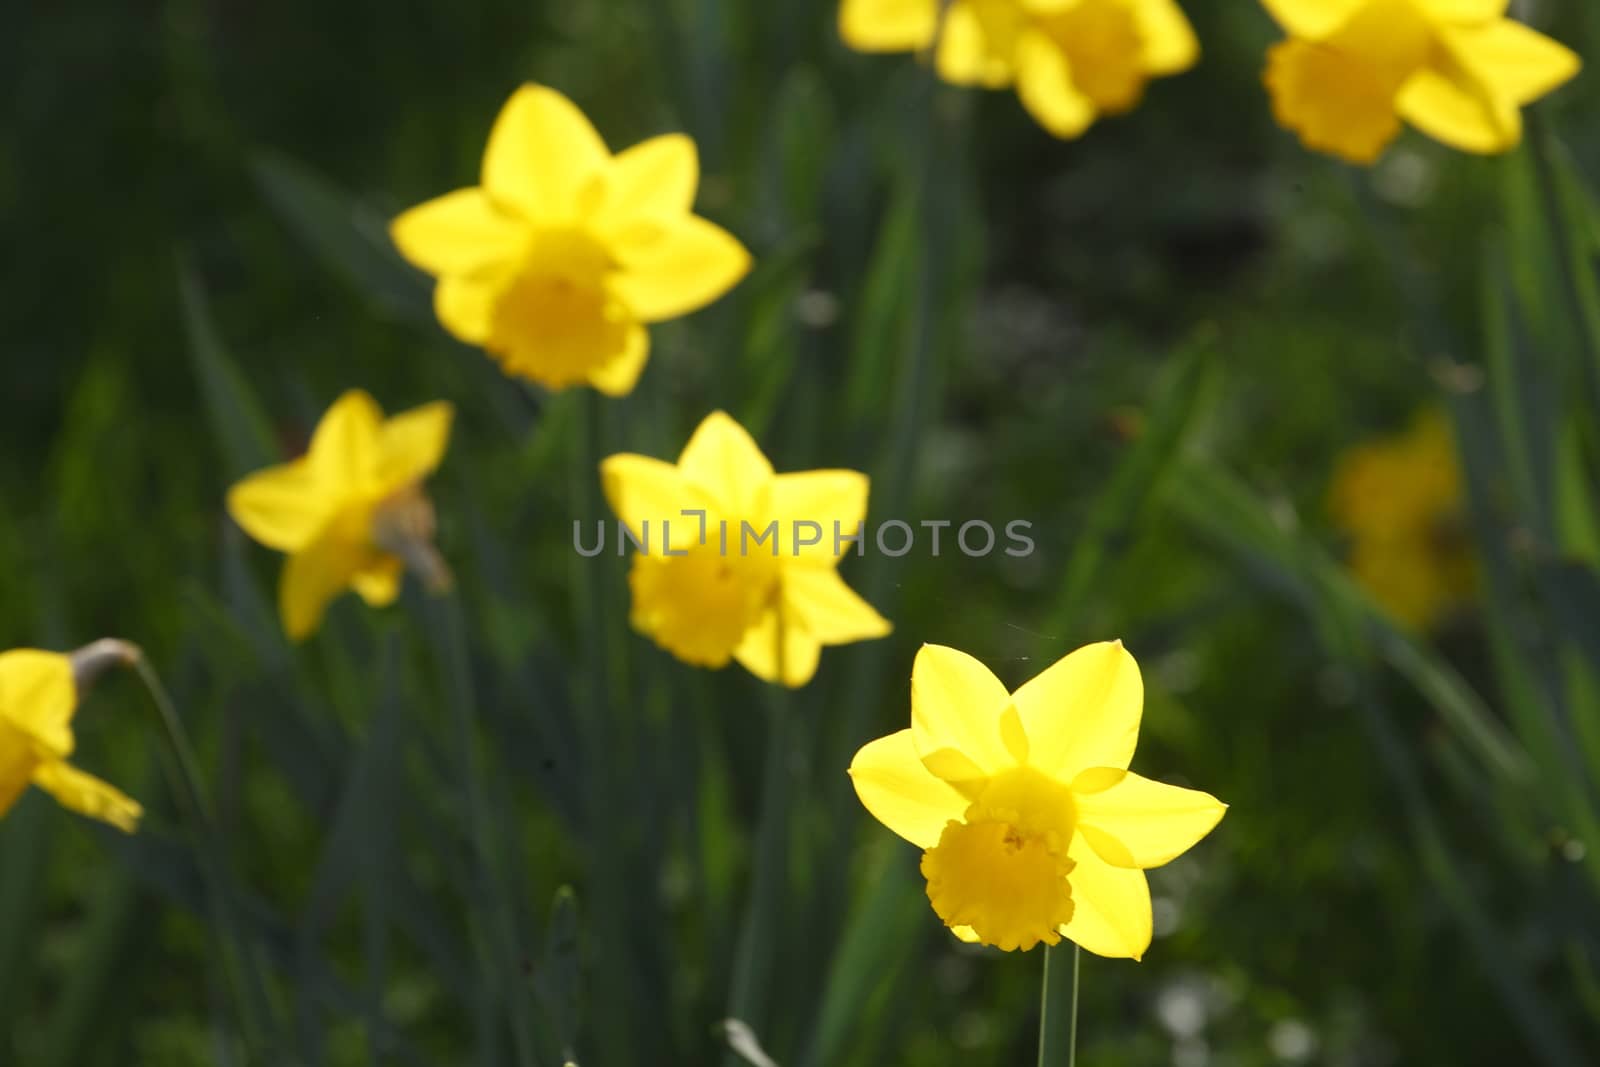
[839,0,939,52]
[1396,67,1519,153]
[1072,769,1226,868]
[0,650,75,757]
[1014,30,1098,139]
[1060,835,1152,959]
[677,411,775,518]
[1131,0,1200,75]
[910,644,1016,777]
[586,324,651,397]
[389,188,527,278]
[849,729,969,848]
[481,84,610,221]
[0,745,34,820]
[936,1,1020,88]
[32,759,142,833]
[598,134,699,233]
[950,924,982,943]
[733,607,823,688]
[308,390,384,490]
[379,401,454,490]
[227,462,338,553]
[769,470,870,565]
[600,453,710,549]
[1011,641,1142,779]
[280,535,365,642]
[434,274,499,345]
[781,567,891,645]
[1258,0,1364,39]
[1442,20,1580,105]
[608,216,751,323]
[351,557,404,607]
[1416,0,1508,21]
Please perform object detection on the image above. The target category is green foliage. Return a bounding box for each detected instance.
[3,1,1600,1065]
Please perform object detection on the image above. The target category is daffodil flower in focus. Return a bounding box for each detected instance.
[227,389,454,641]
[838,0,1200,139]
[1328,409,1473,629]
[391,84,752,395]
[0,647,142,832]
[601,411,891,688]
[850,642,1225,956]
[1261,0,1580,164]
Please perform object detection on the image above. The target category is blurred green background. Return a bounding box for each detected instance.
[5,1,1600,1065]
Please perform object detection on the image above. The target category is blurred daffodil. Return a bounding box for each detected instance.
[391,85,751,395]
[838,0,1199,139]
[1328,409,1473,629]
[1261,0,1580,164]
[850,642,1224,956]
[601,412,891,687]
[227,390,454,641]
[0,648,142,832]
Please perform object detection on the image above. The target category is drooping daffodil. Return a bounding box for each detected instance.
[0,647,142,833]
[227,389,454,641]
[850,641,1226,956]
[1261,0,1581,164]
[601,411,891,687]
[391,84,751,395]
[838,0,1200,139]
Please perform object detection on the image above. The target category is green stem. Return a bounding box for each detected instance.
[723,686,795,1064]
[126,649,273,1059]
[569,388,639,1066]
[1037,942,1079,1067]
[430,594,537,1067]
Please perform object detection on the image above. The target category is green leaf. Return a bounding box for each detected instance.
[178,263,278,480]
[843,188,917,424]
[1047,331,1217,638]
[252,151,432,324]
[800,853,925,1067]
[537,886,582,1063]
[0,800,54,1024]
[1166,461,1531,785]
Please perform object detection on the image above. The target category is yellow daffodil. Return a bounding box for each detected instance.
[850,642,1225,956]
[1328,409,1473,629]
[227,389,454,641]
[0,649,141,832]
[1261,0,1580,164]
[601,411,891,687]
[838,0,1199,139]
[390,85,752,395]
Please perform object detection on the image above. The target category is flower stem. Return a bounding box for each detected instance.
[429,593,537,1067]
[1037,942,1080,1067]
[723,696,794,1059]
[124,646,272,1056]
